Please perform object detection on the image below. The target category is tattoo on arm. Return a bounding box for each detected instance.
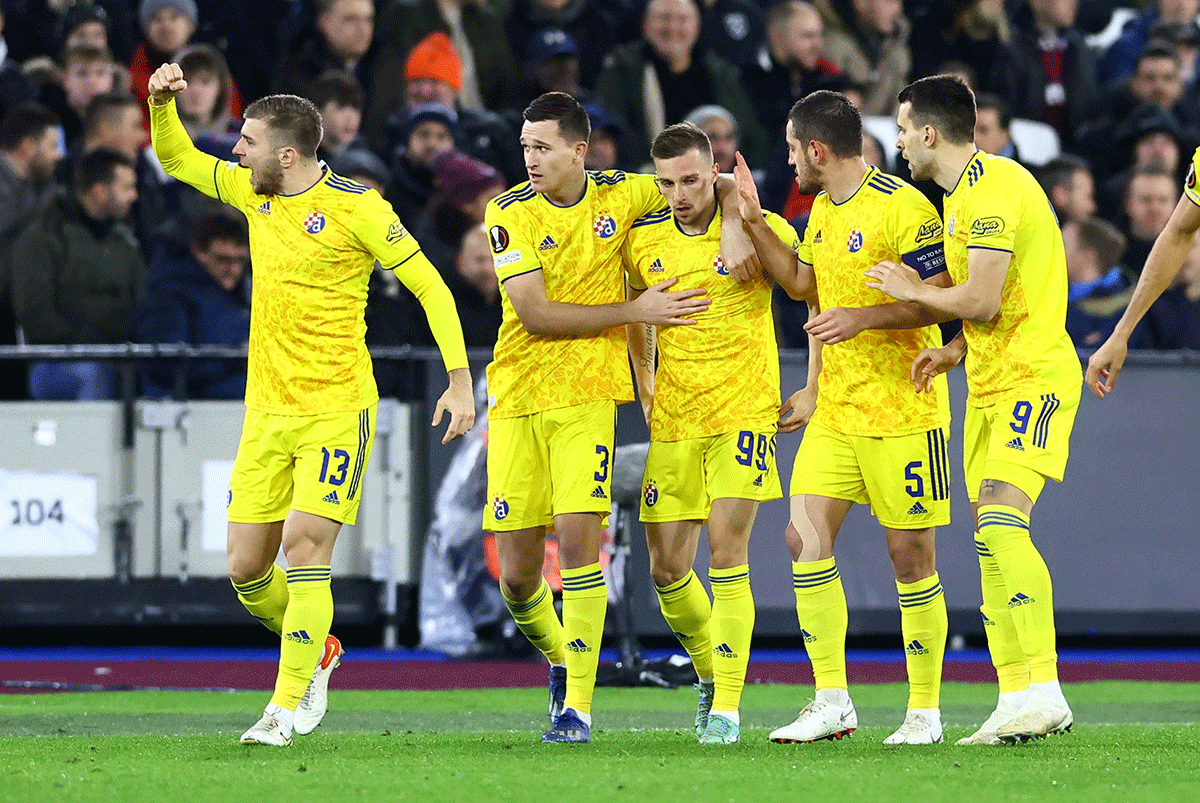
[641,324,654,368]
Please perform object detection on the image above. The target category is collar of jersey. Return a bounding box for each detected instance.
[273,167,331,199]
[829,166,876,207]
[945,150,984,197]
[672,199,720,237]
[541,176,589,208]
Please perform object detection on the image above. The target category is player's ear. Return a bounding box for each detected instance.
[575,140,588,162]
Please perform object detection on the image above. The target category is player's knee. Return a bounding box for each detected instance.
[887,535,935,583]
[227,553,270,586]
[708,540,749,571]
[785,521,823,562]
[649,561,688,589]
[499,575,541,603]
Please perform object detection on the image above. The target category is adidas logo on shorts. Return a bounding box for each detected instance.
[908,501,928,515]
[591,486,607,499]
[753,474,763,487]
[1006,437,1025,451]
[323,490,340,504]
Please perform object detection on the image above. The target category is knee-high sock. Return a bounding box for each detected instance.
[232,564,288,635]
[560,563,607,715]
[655,570,713,679]
[975,532,1030,693]
[977,506,1057,684]
[708,565,754,712]
[792,558,848,690]
[502,579,566,665]
[897,573,947,709]
[270,565,333,710]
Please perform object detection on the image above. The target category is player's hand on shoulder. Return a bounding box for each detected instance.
[864,259,921,301]
[433,369,475,444]
[910,345,959,393]
[778,386,817,433]
[1084,335,1128,399]
[804,307,864,345]
[633,276,711,326]
[148,63,188,106]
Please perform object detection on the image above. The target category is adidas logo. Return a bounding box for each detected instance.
[908,501,928,515]
[566,638,591,653]
[1008,592,1034,607]
[673,631,691,641]
[1006,437,1025,451]
[649,258,665,273]
[813,229,823,243]
[538,235,558,251]
[714,643,738,658]
[905,639,930,656]
[323,490,340,505]
[256,201,271,215]
[590,486,607,499]
[753,474,763,487]
[801,629,816,644]
[981,612,993,625]
[284,630,314,645]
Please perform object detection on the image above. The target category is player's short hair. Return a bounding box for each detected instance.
[309,71,365,113]
[1071,217,1127,269]
[523,91,590,145]
[898,75,976,145]
[73,146,134,192]
[1136,40,1181,71]
[63,43,113,69]
[650,122,713,163]
[190,211,249,251]
[83,92,139,137]
[244,94,324,159]
[788,90,862,158]
[973,92,1010,130]
[0,102,60,152]
[1037,154,1090,194]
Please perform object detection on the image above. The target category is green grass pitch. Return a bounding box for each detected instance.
[2,682,1199,802]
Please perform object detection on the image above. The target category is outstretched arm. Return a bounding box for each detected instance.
[732,152,816,300]
[504,272,710,336]
[147,63,228,200]
[806,271,957,345]
[866,248,1009,323]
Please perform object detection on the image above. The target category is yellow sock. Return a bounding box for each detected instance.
[708,565,754,712]
[975,532,1029,693]
[269,565,333,711]
[232,564,288,635]
[793,558,847,690]
[977,506,1058,684]
[897,572,947,709]
[502,579,566,665]
[560,563,607,715]
[655,570,713,680]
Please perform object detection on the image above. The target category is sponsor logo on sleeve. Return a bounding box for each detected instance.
[915,219,943,243]
[489,225,510,253]
[387,219,408,243]
[494,250,522,268]
[970,216,1005,237]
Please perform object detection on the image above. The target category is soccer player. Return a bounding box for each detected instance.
[484,92,753,744]
[735,91,954,745]
[146,63,475,746]
[1085,146,1200,397]
[622,122,797,745]
[867,75,1080,744]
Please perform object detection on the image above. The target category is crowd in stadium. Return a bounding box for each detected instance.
[1,0,1200,402]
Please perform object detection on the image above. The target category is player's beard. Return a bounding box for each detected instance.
[252,159,285,196]
[794,153,822,196]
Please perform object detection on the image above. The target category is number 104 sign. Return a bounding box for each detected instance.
[0,469,99,556]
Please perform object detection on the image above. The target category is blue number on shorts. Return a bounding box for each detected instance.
[594,445,610,482]
[1010,400,1033,434]
[755,433,769,471]
[735,431,754,466]
[319,447,350,486]
[905,461,924,498]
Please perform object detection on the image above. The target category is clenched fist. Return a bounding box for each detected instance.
[148,62,188,106]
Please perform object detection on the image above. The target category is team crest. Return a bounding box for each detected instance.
[847,229,863,252]
[643,481,659,508]
[492,497,510,520]
[713,254,728,276]
[593,214,617,238]
[303,211,326,234]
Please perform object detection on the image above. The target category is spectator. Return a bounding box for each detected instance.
[447,223,502,346]
[388,103,458,227]
[582,102,629,171]
[130,0,198,111]
[518,28,590,105]
[39,44,116,149]
[309,70,368,163]
[1142,233,1200,348]
[414,148,505,276]
[742,0,838,138]
[1062,216,1143,349]
[816,0,911,116]
[909,0,1011,90]
[374,0,518,112]
[273,0,379,101]
[174,43,240,146]
[1,10,36,118]
[1038,154,1097,223]
[329,146,391,195]
[1099,105,1188,221]
[1121,164,1178,273]
[1099,0,1200,86]
[58,3,114,55]
[506,0,620,90]
[135,212,251,399]
[997,0,1099,148]
[620,0,767,70]
[974,92,1020,161]
[5,0,135,64]
[1155,18,1200,94]
[10,148,144,400]
[684,104,738,173]
[594,0,765,167]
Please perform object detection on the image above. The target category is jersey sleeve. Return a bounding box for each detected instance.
[797,208,816,266]
[962,179,1019,254]
[625,172,667,218]
[351,192,468,372]
[764,212,800,252]
[624,236,648,291]
[1184,146,1200,207]
[892,189,947,279]
[148,98,251,209]
[484,200,541,283]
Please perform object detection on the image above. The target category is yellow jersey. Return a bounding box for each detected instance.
[148,99,468,415]
[942,152,1080,406]
[625,206,791,442]
[484,171,663,419]
[799,167,950,436]
[1183,145,1200,206]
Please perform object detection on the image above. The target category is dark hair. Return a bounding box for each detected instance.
[0,102,60,152]
[190,211,248,251]
[309,71,365,113]
[73,146,134,192]
[1037,154,1090,194]
[1128,162,1175,186]
[651,122,713,162]
[63,43,113,68]
[83,92,140,138]
[244,94,323,158]
[973,92,1011,130]
[1071,217,1126,269]
[1136,40,1181,71]
[177,44,232,120]
[523,91,590,144]
[787,90,863,158]
[897,75,976,145]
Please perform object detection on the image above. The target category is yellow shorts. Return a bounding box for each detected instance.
[963,383,1080,503]
[484,399,616,531]
[640,429,782,522]
[228,405,376,526]
[790,422,952,530]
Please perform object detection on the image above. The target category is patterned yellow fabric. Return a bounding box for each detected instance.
[1184,145,1200,207]
[624,207,794,442]
[484,171,663,419]
[149,99,468,415]
[942,152,1080,407]
[798,168,950,436]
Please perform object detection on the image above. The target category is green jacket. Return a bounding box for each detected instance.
[11,193,145,345]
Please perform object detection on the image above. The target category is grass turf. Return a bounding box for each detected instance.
[2,682,1198,802]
